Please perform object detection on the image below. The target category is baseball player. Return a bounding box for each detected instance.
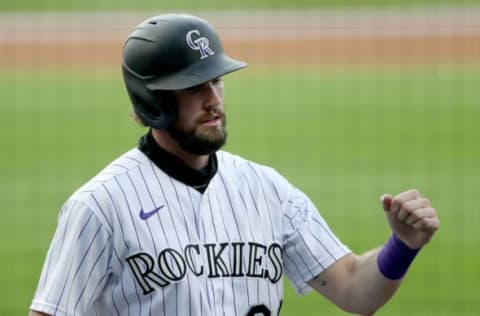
[30,14,440,316]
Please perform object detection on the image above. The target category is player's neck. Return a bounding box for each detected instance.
[151,129,209,170]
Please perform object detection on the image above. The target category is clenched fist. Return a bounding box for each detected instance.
[381,189,440,249]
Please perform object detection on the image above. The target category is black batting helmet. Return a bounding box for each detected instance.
[122,13,247,129]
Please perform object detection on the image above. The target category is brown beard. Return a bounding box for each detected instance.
[166,113,227,155]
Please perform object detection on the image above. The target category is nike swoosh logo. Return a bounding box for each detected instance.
[139,205,165,220]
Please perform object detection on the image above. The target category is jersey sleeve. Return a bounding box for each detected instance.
[30,199,112,315]
[281,185,351,295]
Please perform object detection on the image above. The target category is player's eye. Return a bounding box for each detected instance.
[212,77,223,85]
[183,84,202,94]
[180,78,222,95]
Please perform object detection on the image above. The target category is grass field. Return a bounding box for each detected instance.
[1,62,479,315]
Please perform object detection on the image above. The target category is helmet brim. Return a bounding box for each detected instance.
[146,54,246,91]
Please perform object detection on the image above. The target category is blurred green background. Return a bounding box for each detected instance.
[1,1,480,315]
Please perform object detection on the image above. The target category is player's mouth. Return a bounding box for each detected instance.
[200,114,223,127]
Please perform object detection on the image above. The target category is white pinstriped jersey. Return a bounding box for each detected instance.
[31,148,350,316]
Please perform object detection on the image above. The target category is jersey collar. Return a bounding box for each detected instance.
[138,130,217,193]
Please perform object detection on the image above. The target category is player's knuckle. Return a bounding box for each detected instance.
[414,218,427,229]
[402,203,415,214]
[409,211,421,223]
[421,197,431,207]
[426,206,436,215]
[422,217,437,228]
[430,216,441,227]
[411,188,421,196]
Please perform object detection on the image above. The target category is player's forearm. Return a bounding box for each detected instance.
[342,249,402,315]
[309,249,402,316]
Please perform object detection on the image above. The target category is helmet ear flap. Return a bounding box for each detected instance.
[133,90,177,130]
[123,65,177,129]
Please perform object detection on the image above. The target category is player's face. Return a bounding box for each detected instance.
[167,78,227,155]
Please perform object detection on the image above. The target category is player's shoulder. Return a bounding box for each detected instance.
[217,150,270,171]
[216,150,290,185]
[70,147,148,202]
[61,148,150,231]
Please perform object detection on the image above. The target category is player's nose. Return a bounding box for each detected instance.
[202,80,223,109]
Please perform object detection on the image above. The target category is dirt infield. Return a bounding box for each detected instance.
[1,8,479,68]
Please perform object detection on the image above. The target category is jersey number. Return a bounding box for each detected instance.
[246,301,282,316]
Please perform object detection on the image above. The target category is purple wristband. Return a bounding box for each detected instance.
[377,234,420,280]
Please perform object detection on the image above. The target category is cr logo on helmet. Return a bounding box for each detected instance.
[186,29,215,59]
